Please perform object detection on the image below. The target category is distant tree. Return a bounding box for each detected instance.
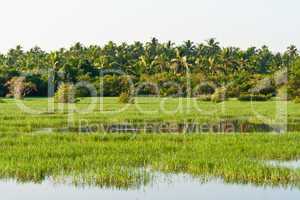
[0,39,298,99]
[288,58,300,99]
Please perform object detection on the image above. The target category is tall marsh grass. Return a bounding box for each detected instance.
[0,133,300,188]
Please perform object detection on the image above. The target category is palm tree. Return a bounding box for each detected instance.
[206,38,221,56]
[219,47,240,74]
[287,45,298,57]
[170,49,191,75]
[152,54,170,73]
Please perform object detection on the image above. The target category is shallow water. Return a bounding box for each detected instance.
[1,174,300,200]
[265,160,300,169]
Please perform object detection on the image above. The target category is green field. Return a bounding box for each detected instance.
[0,97,299,133]
[0,98,300,188]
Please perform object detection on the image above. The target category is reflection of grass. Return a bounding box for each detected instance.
[0,133,300,188]
[0,97,298,133]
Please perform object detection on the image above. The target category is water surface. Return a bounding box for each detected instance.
[265,160,300,169]
[1,174,300,200]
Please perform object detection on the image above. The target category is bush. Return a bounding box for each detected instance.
[225,84,240,98]
[195,82,215,95]
[139,73,181,96]
[294,96,300,104]
[161,85,182,97]
[277,85,288,101]
[197,95,211,101]
[118,92,135,104]
[249,76,276,97]
[238,94,271,101]
[95,75,132,97]
[26,74,48,97]
[75,85,95,97]
[211,87,227,103]
[54,83,77,103]
[138,84,158,96]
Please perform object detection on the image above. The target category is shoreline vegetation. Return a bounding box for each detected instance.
[0,132,300,189]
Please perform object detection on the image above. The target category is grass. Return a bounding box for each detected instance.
[0,97,299,133]
[0,97,300,188]
[0,133,300,188]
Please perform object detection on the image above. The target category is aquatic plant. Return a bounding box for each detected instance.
[0,133,300,188]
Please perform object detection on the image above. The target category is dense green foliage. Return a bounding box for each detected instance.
[0,132,300,188]
[0,39,298,98]
[288,58,300,99]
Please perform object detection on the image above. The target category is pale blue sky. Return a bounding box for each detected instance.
[0,0,299,53]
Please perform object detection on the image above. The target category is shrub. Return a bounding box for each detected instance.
[294,96,300,104]
[197,95,211,102]
[26,74,48,97]
[226,85,240,98]
[161,85,182,97]
[194,82,215,96]
[277,85,288,101]
[138,84,158,96]
[75,85,96,97]
[95,75,132,97]
[54,83,77,103]
[238,94,271,101]
[5,77,37,99]
[139,73,181,96]
[118,92,135,104]
[275,69,287,87]
[249,77,276,97]
[211,87,227,103]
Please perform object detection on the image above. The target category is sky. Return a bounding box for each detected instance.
[0,0,299,53]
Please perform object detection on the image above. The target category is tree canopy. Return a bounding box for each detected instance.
[0,38,298,98]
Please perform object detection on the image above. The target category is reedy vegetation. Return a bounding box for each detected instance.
[0,133,300,188]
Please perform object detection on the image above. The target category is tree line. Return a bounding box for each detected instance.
[0,38,299,99]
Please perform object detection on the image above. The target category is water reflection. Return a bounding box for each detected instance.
[265,160,300,169]
[1,173,300,200]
